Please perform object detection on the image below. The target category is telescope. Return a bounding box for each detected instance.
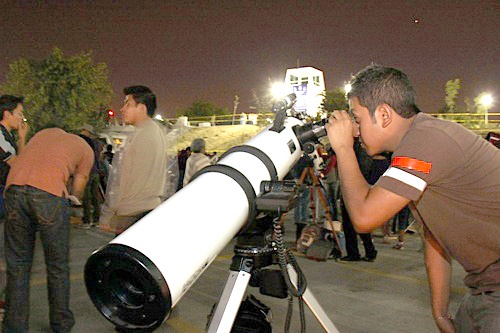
[84,94,330,330]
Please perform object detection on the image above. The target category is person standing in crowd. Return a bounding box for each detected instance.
[339,139,378,262]
[0,95,29,316]
[2,127,93,332]
[0,95,29,206]
[326,64,500,333]
[183,138,211,187]
[292,153,313,242]
[77,124,102,229]
[99,86,167,235]
[392,205,411,250]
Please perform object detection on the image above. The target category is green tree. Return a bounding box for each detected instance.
[321,87,349,113]
[176,100,229,117]
[443,78,461,113]
[0,47,113,133]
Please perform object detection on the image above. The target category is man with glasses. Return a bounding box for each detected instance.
[0,95,28,318]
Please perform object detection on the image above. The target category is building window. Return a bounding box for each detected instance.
[301,77,309,84]
[313,76,320,86]
[290,75,298,85]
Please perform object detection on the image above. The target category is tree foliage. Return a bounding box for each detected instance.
[0,47,113,133]
[176,100,229,118]
[443,78,461,113]
[321,87,349,113]
[251,89,274,115]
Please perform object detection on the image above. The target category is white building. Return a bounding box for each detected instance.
[282,66,326,118]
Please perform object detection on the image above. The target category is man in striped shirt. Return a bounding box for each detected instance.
[0,95,28,316]
[325,65,499,333]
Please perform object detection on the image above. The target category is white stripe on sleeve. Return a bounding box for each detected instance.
[382,167,427,192]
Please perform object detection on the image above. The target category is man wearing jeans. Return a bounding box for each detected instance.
[2,128,93,332]
[0,95,29,317]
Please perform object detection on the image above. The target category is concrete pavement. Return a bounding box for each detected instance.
[21,213,467,333]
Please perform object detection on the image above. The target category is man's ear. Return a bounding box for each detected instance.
[376,104,393,128]
[137,103,148,115]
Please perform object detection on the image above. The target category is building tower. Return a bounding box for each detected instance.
[283,66,326,118]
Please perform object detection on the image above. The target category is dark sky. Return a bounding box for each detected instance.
[1,0,499,118]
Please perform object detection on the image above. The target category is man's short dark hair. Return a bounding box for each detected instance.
[0,95,24,120]
[123,85,156,117]
[347,64,420,119]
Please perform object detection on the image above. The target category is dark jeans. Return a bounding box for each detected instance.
[3,186,74,333]
[341,201,377,259]
[82,173,101,224]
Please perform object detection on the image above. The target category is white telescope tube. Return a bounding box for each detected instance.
[85,117,303,330]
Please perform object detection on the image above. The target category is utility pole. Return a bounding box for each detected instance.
[232,95,239,125]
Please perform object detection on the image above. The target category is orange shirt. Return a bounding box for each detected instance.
[6,128,94,197]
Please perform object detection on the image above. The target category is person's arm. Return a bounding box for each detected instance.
[16,121,29,154]
[326,110,410,232]
[423,228,456,333]
[71,173,89,199]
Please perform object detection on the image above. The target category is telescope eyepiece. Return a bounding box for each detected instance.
[272,93,297,113]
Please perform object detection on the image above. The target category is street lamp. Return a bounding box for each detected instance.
[344,83,352,94]
[271,82,288,98]
[479,93,493,125]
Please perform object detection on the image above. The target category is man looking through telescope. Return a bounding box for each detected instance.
[325,64,500,333]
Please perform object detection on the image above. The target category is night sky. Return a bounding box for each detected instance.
[1,0,498,118]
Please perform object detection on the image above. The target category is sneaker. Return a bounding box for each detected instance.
[362,256,376,262]
[392,242,404,250]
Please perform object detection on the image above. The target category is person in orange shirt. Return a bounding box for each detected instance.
[2,127,93,332]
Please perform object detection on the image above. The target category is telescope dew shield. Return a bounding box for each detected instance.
[84,117,303,329]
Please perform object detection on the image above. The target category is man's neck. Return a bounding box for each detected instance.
[388,115,417,151]
[133,116,152,127]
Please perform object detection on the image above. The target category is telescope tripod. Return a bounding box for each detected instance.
[298,167,341,253]
[206,220,339,333]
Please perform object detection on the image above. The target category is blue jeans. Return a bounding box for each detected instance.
[2,186,74,333]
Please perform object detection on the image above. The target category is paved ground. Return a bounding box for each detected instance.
[22,212,467,333]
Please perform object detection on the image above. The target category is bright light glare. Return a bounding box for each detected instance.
[154,114,164,121]
[271,82,289,98]
[344,83,352,94]
[480,94,493,108]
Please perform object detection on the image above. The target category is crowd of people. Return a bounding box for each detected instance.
[0,86,221,331]
[0,64,498,332]
[293,140,411,262]
[0,87,162,331]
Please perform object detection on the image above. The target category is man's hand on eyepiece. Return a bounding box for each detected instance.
[325,110,356,154]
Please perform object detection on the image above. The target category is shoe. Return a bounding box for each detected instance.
[392,242,404,250]
[340,255,361,262]
[75,223,91,230]
[362,256,376,262]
